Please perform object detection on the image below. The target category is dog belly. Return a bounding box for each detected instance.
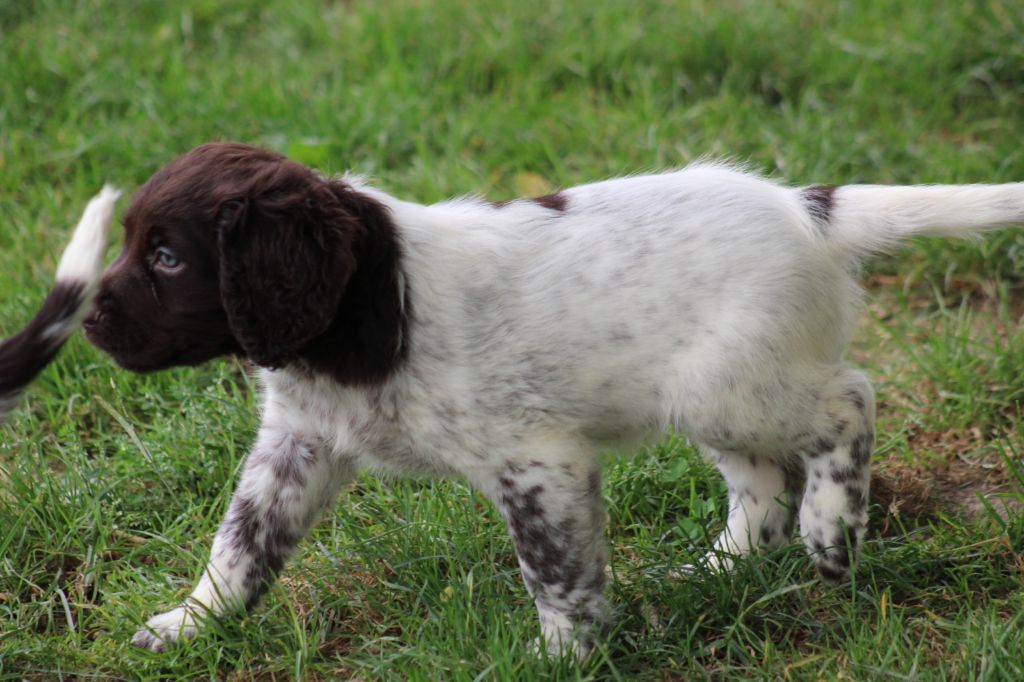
[564,344,830,457]
[561,284,854,458]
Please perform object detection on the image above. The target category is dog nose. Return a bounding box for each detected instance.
[83,294,113,328]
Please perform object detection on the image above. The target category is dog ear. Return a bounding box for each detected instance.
[217,179,358,368]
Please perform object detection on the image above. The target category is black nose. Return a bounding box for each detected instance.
[83,294,113,329]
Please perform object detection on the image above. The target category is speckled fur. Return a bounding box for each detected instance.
[95,146,1024,656]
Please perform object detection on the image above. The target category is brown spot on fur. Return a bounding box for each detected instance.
[489,191,568,212]
[532,192,568,212]
[801,184,837,227]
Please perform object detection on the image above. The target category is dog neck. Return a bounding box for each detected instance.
[296,186,411,386]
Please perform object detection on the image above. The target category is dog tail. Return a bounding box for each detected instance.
[0,186,120,421]
[799,182,1024,259]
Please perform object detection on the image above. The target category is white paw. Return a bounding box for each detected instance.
[131,606,201,652]
[531,633,590,661]
[669,564,697,579]
[671,552,736,578]
[533,611,595,661]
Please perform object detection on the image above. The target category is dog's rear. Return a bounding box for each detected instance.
[0,186,119,419]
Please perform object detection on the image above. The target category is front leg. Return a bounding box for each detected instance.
[486,456,609,659]
[132,428,353,651]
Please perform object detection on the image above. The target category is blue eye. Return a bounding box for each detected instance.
[154,247,181,270]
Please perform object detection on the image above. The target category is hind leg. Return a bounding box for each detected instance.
[799,369,875,582]
[700,449,803,571]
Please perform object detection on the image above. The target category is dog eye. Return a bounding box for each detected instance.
[154,247,182,270]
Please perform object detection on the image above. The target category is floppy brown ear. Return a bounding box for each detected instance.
[217,180,358,368]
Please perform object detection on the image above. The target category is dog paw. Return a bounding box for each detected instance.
[531,633,591,661]
[671,552,736,578]
[810,548,852,584]
[532,610,596,661]
[131,606,200,652]
[668,564,696,579]
[805,524,862,584]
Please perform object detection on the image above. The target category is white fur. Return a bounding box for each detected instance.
[46,185,121,341]
[134,164,1024,655]
[56,184,121,285]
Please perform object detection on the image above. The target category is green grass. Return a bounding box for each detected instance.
[2,0,1024,678]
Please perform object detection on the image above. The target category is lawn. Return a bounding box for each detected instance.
[1,0,1023,679]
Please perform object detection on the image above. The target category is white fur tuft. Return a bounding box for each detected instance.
[55,184,121,285]
[824,182,1024,259]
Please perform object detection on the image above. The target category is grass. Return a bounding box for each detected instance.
[1,0,1024,678]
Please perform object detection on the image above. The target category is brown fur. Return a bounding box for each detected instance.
[85,143,409,384]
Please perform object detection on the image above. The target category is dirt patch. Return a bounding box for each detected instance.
[851,281,1024,530]
[872,426,1022,533]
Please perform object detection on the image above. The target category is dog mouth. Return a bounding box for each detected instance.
[82,308,102,333]
[84,329,163,373]
[84,306,241,373]
[82,304,112,347]
[82,305,149,369]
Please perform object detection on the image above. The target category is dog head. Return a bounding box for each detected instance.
[85,143,405,381]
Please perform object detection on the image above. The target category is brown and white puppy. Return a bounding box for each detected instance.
[0,187,118,420]
[85,142,1024,656]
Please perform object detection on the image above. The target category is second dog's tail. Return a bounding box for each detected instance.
[799,181,1024,260]
[0,186,120,420]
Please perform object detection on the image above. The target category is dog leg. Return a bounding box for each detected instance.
[131,428,352,651]
[699,449,801,572]
[485,457,609,659]
[799,369,875,582]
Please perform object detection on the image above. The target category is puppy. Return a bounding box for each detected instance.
[0,187,119,420]
[84,143,1024,655]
